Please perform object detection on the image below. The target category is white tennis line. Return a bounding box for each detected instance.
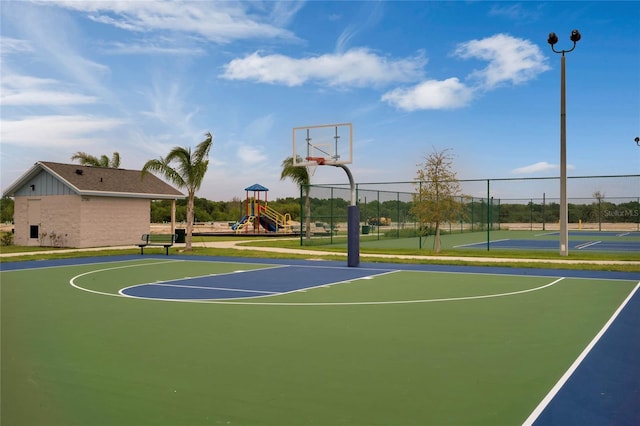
[616,232,630,237]
[521,280,640,426]
[119,283,278,295]
[575,241,601,250]
[535,232,558,237]
[453,239,510,248]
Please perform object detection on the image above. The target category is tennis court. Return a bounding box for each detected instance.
[2,255,639,425]
[350,229,640,254]
[455,230,640,252]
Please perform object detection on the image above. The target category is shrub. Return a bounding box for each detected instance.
[0,231,14,246]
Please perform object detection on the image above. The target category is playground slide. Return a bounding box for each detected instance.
[231,215,249,231]
[259,216,278,232]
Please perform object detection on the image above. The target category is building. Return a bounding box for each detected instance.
[2,161,184,248]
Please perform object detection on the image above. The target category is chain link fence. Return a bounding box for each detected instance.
[298,175,639,246]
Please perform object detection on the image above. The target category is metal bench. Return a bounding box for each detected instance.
[137,233,176,255]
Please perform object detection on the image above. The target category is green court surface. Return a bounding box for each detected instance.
[1,258,637,425]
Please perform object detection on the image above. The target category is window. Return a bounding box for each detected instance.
[30,225,39,239]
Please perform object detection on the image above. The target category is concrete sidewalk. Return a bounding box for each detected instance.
[2,239,639,267]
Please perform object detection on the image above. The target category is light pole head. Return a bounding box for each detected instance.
[570,29,581,43]
[547,32,558,46]
[635,136,640,146]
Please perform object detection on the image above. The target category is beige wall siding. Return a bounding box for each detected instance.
[13,195,150,248]
[13,195,81,247]
[12,197,29,246]
[78,196,150,247]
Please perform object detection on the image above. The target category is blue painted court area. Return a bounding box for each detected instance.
[531,283,640,426]
[120,265,385,300]
[539,231,640,238]
[460,238,640,252]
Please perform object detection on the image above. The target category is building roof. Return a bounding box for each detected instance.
[3,161,185,199]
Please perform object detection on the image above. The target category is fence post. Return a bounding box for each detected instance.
[486,180,490,251]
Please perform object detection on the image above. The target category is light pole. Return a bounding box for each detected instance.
[548,29,581,256]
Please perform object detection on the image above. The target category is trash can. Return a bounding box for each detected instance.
[175,228,186,243]
[361,225,370,235]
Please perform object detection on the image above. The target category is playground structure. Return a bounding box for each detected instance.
[232,184,293,234]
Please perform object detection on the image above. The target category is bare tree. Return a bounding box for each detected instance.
[411,148,463,253]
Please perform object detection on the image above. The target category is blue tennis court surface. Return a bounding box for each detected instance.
[457,231,640,252]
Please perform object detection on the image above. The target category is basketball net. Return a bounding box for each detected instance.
[306,163,318,177]
[305,156,326,177]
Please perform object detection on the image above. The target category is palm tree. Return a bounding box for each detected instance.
[142,132,213,251]
[280,156,311,240]
[71,152,121,168]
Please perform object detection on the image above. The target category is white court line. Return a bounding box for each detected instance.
[189,276,565,306]
[522,281,640,426]
[453,239,510,248]
[69,260,184,297]
[119,282,278,295]
[575,241,601,250]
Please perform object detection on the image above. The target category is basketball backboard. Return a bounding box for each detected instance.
[292,123,352,167]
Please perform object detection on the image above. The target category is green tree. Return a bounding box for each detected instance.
[280,156,312,240]
[0,196,14,223]
[71,152,121,168]
[142,132,213,251]
[411,148,464,252]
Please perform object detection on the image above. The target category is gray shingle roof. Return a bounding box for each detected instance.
[3,161,185,199]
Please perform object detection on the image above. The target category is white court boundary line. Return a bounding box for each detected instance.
[69,259,285,298]
[201,277,565,306]
[522,280,640,426]
[68,260,566,306]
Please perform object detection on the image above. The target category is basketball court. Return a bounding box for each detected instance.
[2,254,639,425]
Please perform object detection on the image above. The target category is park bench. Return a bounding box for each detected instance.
[137,233,176,255]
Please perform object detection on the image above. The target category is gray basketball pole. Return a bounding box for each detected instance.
[335,164,359,267]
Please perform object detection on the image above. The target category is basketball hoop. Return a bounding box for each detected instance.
[306,156,326,165]
[305,157,325,176]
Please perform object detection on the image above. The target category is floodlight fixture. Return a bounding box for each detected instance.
[547,29,581,257]
[549,29,580,55]
[570,29,581,42]
[635,136,640,146]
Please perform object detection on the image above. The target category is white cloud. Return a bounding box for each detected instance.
[381,78,475,111]
[222,48,425,87]
[0,37,34,55]
[236,144,267,166]
[1,115,126,147]
[512,161,557,174]
[511,161,575,174]
[488,4,543,21]
[44,0,299,44]
[455,33,550,89]
[104,40,206,56]
[1,73,97,106]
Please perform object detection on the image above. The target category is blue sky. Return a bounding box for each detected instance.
[1,1,639,201]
